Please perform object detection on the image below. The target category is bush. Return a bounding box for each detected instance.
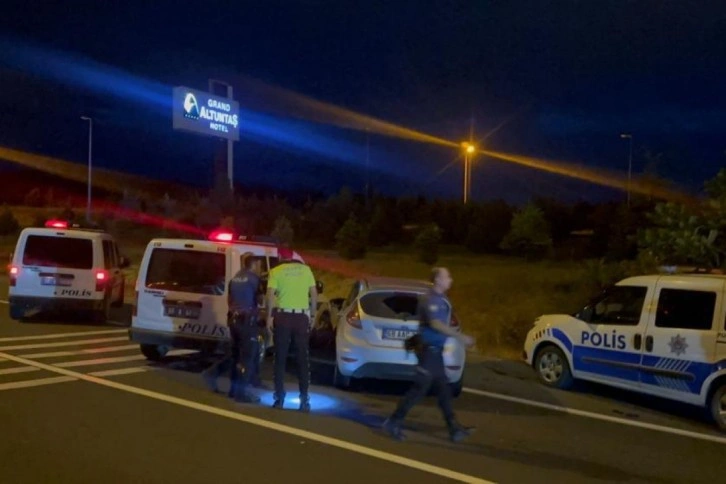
[335,213,368,260]
[414,223,442,265]
[500,204,553,259]
[271,215,294,246]
[0,206,20,235]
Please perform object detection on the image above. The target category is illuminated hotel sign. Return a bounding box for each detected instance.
[172,86,239,141]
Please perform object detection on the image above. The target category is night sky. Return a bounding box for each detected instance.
[1,1,725,203]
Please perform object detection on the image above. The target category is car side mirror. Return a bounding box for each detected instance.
[119,256,130,269]
[577,305,594,322]
[315,280,324,294]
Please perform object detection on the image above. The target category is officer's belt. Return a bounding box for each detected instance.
[274,308,309,315]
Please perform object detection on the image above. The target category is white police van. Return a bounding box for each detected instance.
[8,220,129,322]
[130,231,317,361]
[524,273,726,430]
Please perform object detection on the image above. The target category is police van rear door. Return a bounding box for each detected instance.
[572,283,653,389]
[639,278,723,399]
[14,229,98,300]
[138,241,230,340]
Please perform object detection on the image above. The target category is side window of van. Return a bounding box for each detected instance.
[102,241,114,270]
[589,286,647,325]
[655,289,716,331]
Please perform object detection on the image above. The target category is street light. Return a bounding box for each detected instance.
[620,133,633,208]
[81,116,93,222]
[461,142,477,204]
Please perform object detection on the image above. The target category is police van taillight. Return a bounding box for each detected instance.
[9,266,18,287]
[95,270,109,292]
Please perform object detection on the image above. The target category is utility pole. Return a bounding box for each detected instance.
[81,116,93,222]
[620,133,633,208]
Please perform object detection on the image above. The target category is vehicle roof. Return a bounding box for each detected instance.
[21,227,111,239]
[619,274,726,286]
[146,238,299,258]
[362,276,432,292]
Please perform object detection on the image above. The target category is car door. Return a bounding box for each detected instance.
[639,279,723,400]
[572,284,652,389]
[103,240,122,301]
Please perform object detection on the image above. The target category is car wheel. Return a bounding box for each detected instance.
[9,304,25,321]
[140,344,169,362]
[709,382,726,432]
[449,376,464,398]
[333,364,351,389]
[534,344,574,390]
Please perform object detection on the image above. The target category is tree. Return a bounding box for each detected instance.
[271,215,294,246]
[368,200,403,247]
[414,223,442,265]
[465,201,513,253]
[500,204,553,259]
[0,206,20,235]
[335,213,368,260]
[24,187,42,207]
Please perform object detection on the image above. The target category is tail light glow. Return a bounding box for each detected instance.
[95,270,109,292]
[346,305,362,329]
[9,266,18,287]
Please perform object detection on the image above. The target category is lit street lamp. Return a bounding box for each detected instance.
[620,133,633,207]
[81,116,93,222]
[462,142,476,204]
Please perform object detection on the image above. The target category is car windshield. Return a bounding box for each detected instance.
[22,235,94,269]
[145,249,226,295]
[359,292,421,321]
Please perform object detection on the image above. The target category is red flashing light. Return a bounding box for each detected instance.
[95,270,109,292]
[209,230,235,242]
[9,266,19,276]
[346,305,362,329]
[9,265,18,287]
[45,220,68,229]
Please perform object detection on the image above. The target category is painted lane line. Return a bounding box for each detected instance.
[0,300,7,304]
[0,366,41,375]
[0,351,491,484]
[20,344,138,359]
[89,367,150,377]
[55,354,148,368]
[0,329,126,343]
[0,336,127,351]
[462,387,726,445]
[0,376,76,391]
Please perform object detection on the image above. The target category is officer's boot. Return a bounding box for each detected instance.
[272,393,285,409]
[382,418,406,441]
[447,419,475,443]
[298,395,311,413]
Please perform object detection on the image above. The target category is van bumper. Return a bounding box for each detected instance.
[8,296,103,319]
[128,327,228,353]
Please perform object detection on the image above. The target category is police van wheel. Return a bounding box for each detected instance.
[708,382,726,431]
[333,365,351,389]
[535,345,574,390]
[140,344,168,362]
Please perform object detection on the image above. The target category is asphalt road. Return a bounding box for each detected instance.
[1,302,725,483]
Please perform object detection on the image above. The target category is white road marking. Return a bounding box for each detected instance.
[0,351,491,484]
[89,367,150,377]
[0,336,127,351]
[0,300,7,304]
[55,354,148,368]
[0,375,76,391]
[0,329,126,343]
[20,344,138,359]
[462,387,726,445]
[0,366,40,375]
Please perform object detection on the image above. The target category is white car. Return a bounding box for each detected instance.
[8,220,128,322]
[333,277,466,396]
[523,273,726,430]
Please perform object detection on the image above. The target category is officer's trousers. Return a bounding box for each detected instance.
[273,311,310,400]
[391,346,456,426]
[208,313,259,397]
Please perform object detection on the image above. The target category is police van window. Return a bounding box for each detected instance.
[360,292,419,321]
[655,289,716,331]
[102,241,113,270]
[146,249,226,295]
[22,236,93,270]
[588,285,647,326]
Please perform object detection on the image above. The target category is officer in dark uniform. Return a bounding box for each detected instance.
[383,267,475,442]
[203,253,261,403]
[266,247,317,412]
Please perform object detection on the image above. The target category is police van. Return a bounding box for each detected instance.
[130,230,316,361]
[524,273,726,430]
[8,220,129,322]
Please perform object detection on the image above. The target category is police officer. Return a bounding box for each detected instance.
[383,267,475,442]
[203,253,261,403]
[266,247,317,412]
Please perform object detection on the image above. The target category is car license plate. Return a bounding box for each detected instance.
[164,306,201,319]
[382,328,415,340]
[41,276,71,287]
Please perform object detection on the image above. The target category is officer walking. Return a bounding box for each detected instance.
[266,247,317,412]
[383,267,475,442]
[203,253,261,403]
